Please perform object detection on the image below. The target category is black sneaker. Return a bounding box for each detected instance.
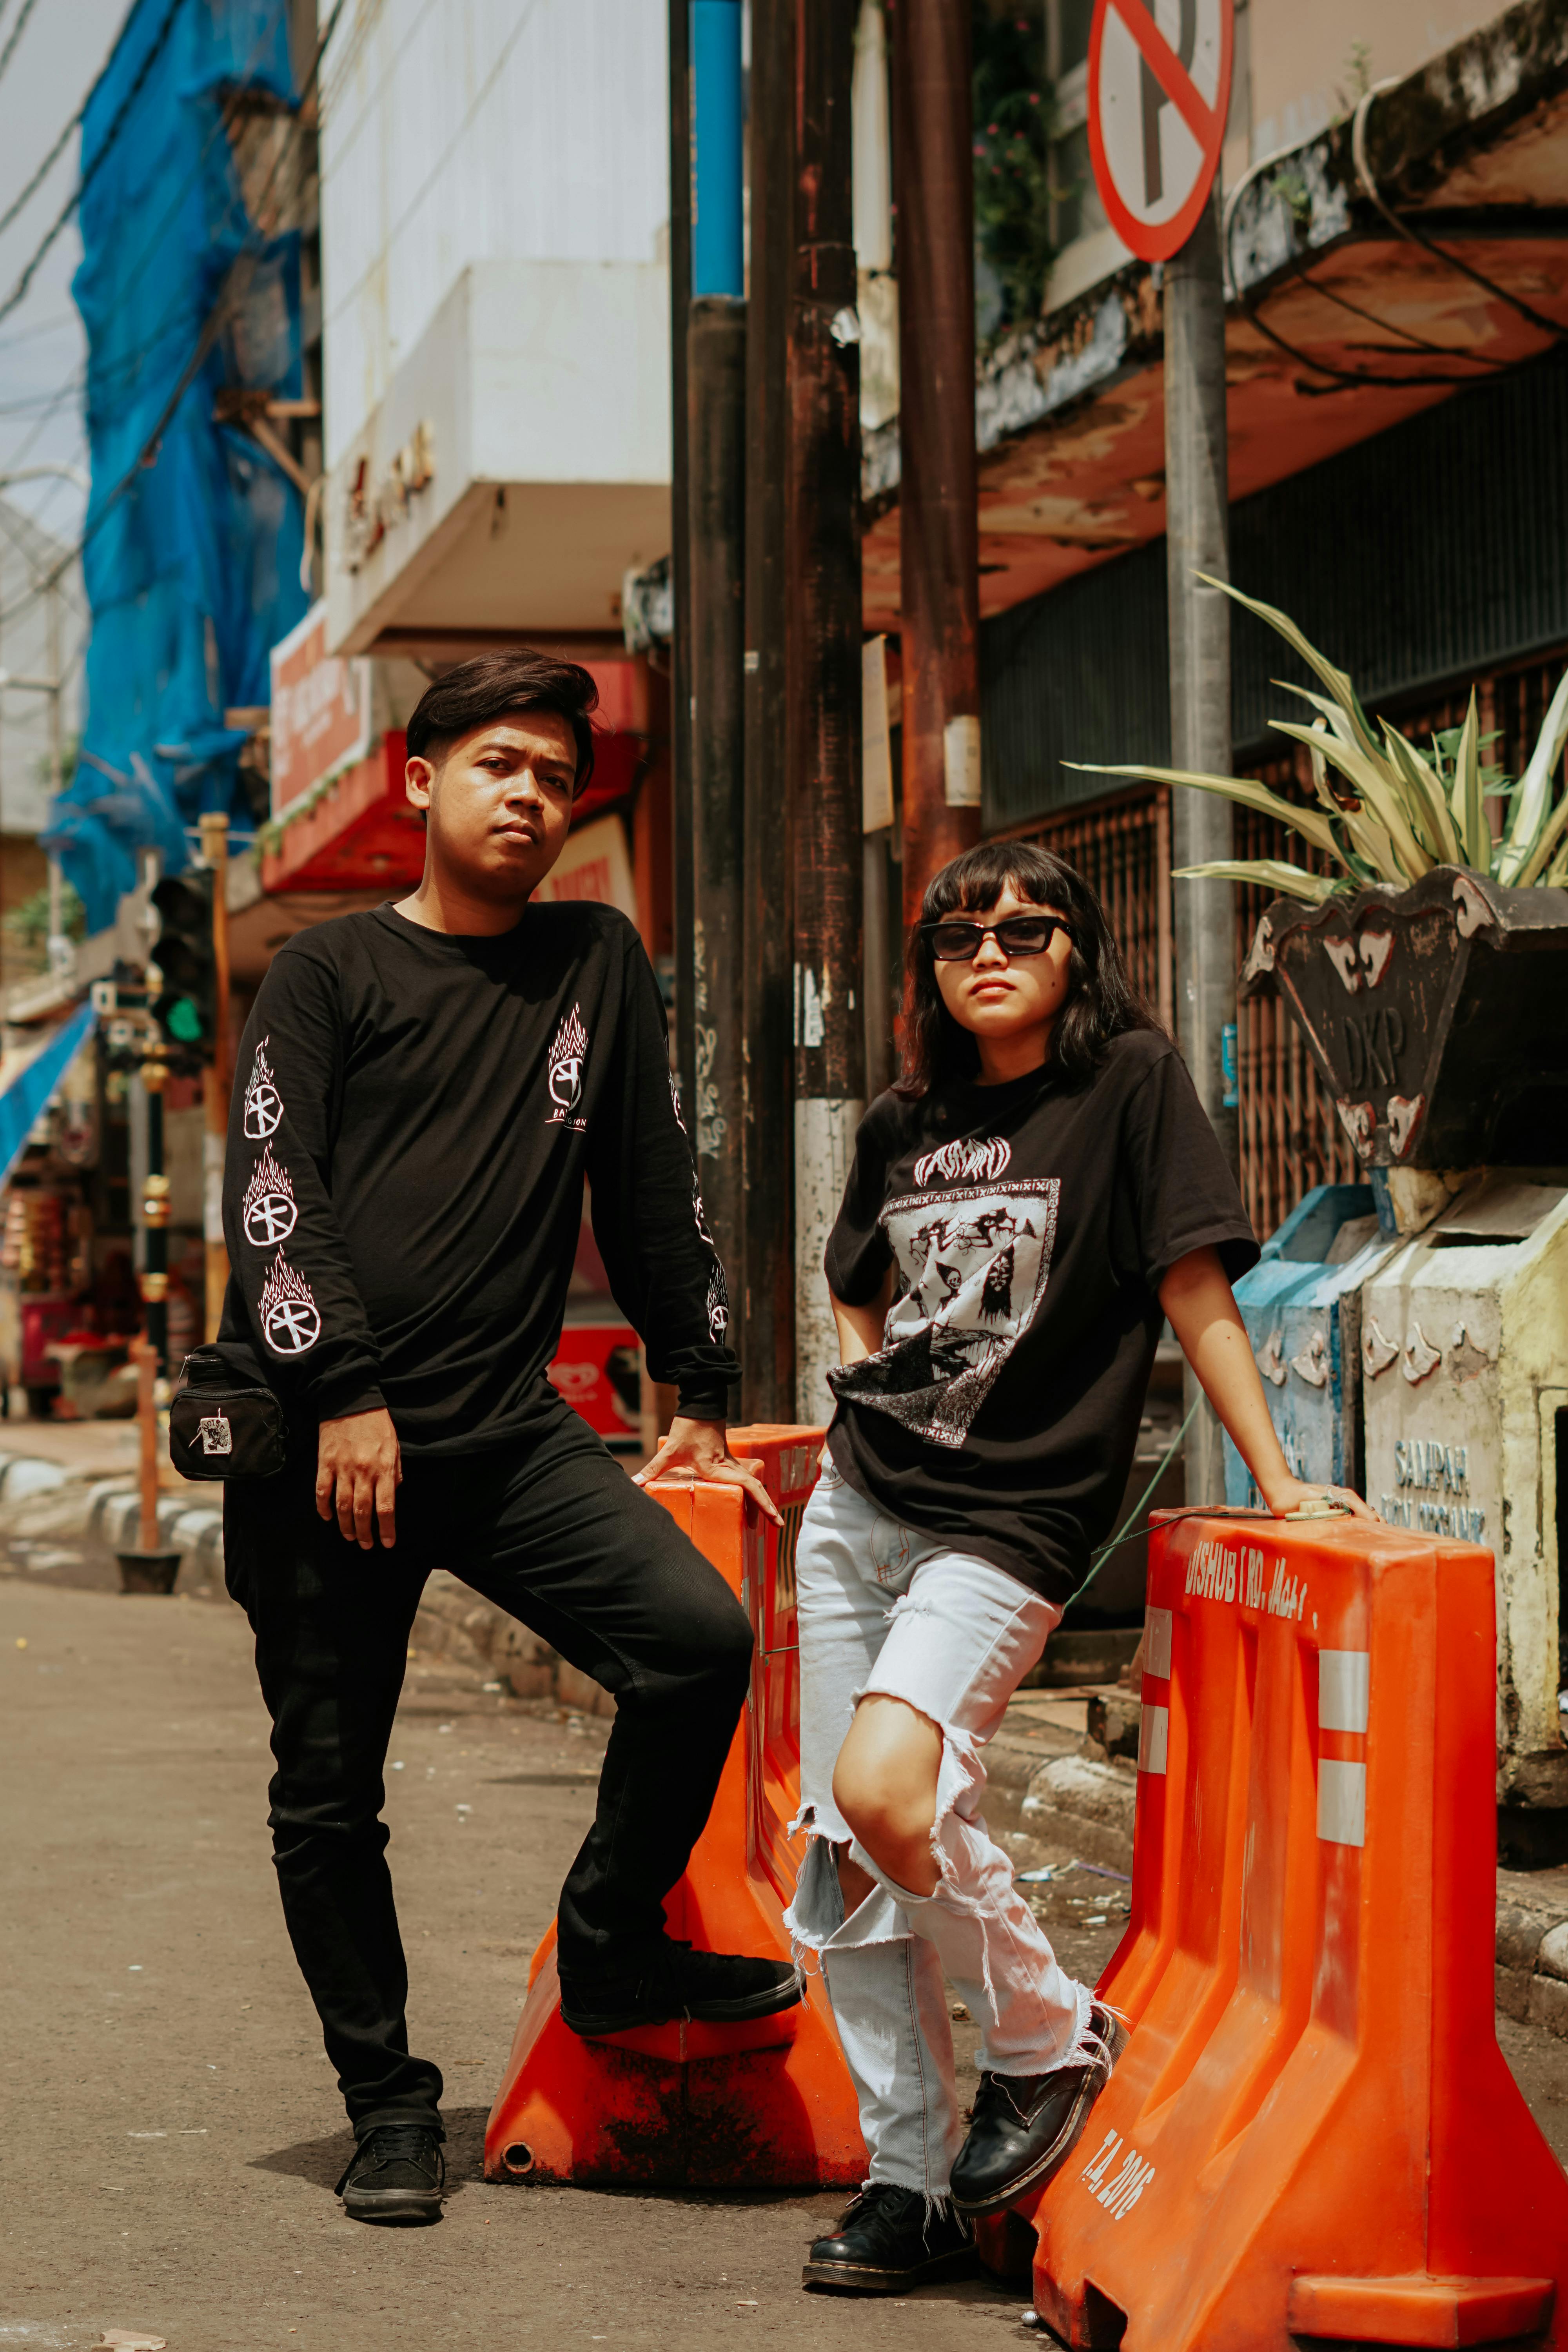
[802,2183,977,2294]
[334,2123,445,2225]
[559,1937,802,2038]
[950,2001,1126,2218]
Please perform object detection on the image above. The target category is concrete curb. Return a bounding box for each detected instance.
[0,1449,224,1586]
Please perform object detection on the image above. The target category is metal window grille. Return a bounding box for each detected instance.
[995,785,1173,1034]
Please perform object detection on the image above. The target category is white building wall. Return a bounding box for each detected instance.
[319,0,670,474]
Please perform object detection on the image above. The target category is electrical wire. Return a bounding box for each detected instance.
[0,0,188,327]
[0,0,40,93]
[0,0,348,632]
[1221,84,1565,396]
[322,0,546,334]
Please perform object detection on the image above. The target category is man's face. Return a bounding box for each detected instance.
[405,708,577,902]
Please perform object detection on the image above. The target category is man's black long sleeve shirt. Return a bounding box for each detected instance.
[219,900,737,1450]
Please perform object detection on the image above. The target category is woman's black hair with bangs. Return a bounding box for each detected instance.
[896,839,1163,1098]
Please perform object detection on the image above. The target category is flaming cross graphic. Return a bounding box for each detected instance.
[706,1265,730,1343]
[243,1037,284,1139]
[258,1249,321,1356]
[547,1003,589,1120]
[242,1145,298,1248]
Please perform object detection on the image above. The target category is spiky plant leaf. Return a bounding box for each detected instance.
[1062,761,1352,866]
[1173,859,1339,904]
[1269,723,1434,882]
[1379,720,1463,864]
[1448,692,1488,870]
[1514,775,1568,887]
[1497,663,1568,884]
[1196,576,1383,762]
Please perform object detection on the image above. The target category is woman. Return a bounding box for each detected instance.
[789,841,1377,2296]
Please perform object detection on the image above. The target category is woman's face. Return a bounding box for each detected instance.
[931,886,1076,1047]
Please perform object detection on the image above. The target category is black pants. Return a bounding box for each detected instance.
[223,1401,753,2135]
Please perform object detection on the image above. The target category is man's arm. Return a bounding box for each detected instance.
[223,946,400,1548]
[1159,1246,1380,1521]
[586,937,777,1524]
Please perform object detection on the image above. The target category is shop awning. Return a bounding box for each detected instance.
[0,1002,97,1190]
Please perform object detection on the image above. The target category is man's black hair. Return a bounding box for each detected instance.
[405,650,599,793]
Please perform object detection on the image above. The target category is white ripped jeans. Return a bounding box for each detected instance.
[782,1457,1094,2201]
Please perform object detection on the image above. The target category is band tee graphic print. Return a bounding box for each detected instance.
[831,1139,1061,1448]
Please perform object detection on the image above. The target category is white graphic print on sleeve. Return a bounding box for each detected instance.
[243,1038,284,1139]
[547,1004,590,1130]
[829,1176,1060,1448]
[257,1249,322,1356]
[241,1144,297,1248]
[706,1263,730,1343]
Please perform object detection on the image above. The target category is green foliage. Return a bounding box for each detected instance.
[4,880,85,952]
[973,1,1055,338]
[1067,578,1568,901]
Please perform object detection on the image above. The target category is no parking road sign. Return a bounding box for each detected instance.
[1088,0,1233,262]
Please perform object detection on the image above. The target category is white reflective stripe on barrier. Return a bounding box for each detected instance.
[1144,1607,1172,1681]
[1317,1759,1367,1847]
[1138,1703,1169,1775]
[1318,1650,1370,1733]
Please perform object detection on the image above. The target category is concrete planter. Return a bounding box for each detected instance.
[1239,868,1568,1173]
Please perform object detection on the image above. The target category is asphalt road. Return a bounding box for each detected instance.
[4,1575,1566,2352]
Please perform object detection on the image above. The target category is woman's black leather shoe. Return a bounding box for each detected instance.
[951,2002,1126,2218]
[334,2123,445,2224]
[802,2183,977,2294]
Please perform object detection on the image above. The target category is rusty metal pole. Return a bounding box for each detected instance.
[687,1,748,1332]
[198,811,230,1341]
[742,0,797,1420]
[667,0,697,1130]
[893,0,982,931]
[788,0,864,1423]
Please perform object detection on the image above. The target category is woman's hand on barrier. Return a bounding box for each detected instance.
[317,1406,403,1550]
[633,1416,784,1527]
[1261,1472,1382,1526]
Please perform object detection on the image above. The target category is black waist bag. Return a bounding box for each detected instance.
[169,1341,288,1480]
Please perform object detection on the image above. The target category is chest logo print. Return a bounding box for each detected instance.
[242,1145,297,1249]
[915,1135,1011,1187]
[258,1250,321,1356]
[547,1004,590,1126]
[243,1038,284,1140]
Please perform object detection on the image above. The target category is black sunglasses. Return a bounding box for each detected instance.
[921,914,1075,963]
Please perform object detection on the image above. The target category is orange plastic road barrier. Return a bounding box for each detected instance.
[483,1425,864,2189]
[982,1510,1568,2350]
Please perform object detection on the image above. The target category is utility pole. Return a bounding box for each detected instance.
[45,578,67,974]
[687,0,748,1331]
[788,0,864,1423]
[1166,185,1235,1505]
[892,0,982,929]
[742,0,797,1420]
[198,811,231,1341]
[667,0,696,1135]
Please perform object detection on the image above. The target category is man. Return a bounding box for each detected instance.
[220,651,799,2226]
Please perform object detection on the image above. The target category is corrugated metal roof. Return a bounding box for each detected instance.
[982,351,1568,830]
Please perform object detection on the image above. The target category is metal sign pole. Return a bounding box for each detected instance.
[1165,184,1235,1506]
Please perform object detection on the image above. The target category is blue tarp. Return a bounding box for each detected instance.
[0,1004,98,1190]
[43,0,308,932]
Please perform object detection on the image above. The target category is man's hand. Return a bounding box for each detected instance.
[633,1416,783,1527]
[317,1407,402,1550]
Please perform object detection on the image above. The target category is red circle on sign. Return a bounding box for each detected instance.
[1087,0,1233,263]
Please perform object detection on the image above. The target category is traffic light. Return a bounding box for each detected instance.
[149,870,216,1057]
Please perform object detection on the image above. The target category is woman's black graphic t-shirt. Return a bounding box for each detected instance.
[824,1031,1258,1604]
